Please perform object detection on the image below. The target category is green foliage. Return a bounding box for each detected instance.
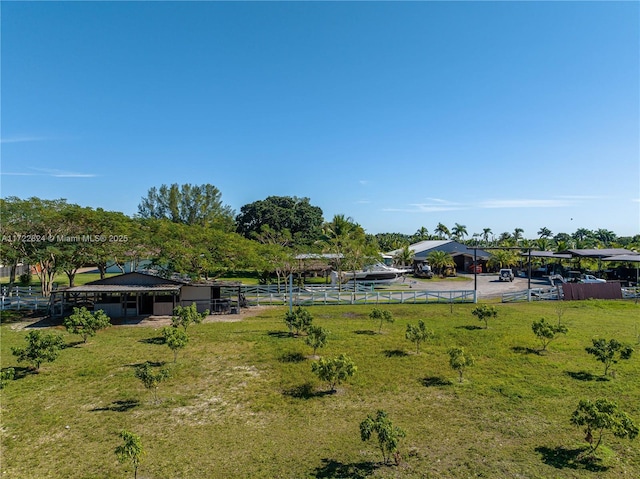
[115,429,144,479]
[137,183,235,230]
[487,249,519,269]
[11,330,65,371]
[405,319,434,354]
[311,354,357,392]
[448,347,475,383]
[284,307,313,336]
[0,368,15,389]
[18,272,32,286]
[471,304,498,329]
[369,307,394,334]
[585,338,634,376]
[305,325,329,356]
[63,307,111,343]
[134,362,170,403]
[162,326,189,363]
[531,318,568,351]
[359,410,406,465]
[426,250,455,276]
[171,303,209,331]
[235,196,324,246]
[570,398,638,454]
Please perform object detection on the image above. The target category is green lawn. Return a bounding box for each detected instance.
[1,301,639,478]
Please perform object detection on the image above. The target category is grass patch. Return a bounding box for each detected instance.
[2,301,639,478]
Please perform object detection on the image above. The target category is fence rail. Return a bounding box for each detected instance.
[503,286,640,302]
[240,285,476,306]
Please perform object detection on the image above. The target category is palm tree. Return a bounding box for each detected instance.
[435,223,450,240]
[319,214,362,290]
[513,228,524,245]
[537,227,552,239]
[536,237,551,252]
[413,226,429,242]
[452,223,468,243]
[482,228,493,245]
[427,250,455,277]
[393,245,414,267]
[594,228,616,247]
[487,249,519,270]
[497,232,513,247]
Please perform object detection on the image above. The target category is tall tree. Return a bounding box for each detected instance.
[435,223,450,239]
[452,223,468,242]
[482,228,493,245]
[512,228,525,245]
[1,197,70,296]
[537,227,552,239]
[235,196,323,246]
[137,183,235,231]
[594,228,616,247]
[318,215,375,290]
[413,226,430,242]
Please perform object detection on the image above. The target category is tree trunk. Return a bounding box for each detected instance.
[8,263,17,289]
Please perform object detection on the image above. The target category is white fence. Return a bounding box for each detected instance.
[240,285,476,306]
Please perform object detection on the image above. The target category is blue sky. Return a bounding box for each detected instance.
[2,1,639,239]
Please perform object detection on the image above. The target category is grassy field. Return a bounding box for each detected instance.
[1,301,639,478]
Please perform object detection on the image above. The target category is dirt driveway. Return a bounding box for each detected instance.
[402,273,551,299]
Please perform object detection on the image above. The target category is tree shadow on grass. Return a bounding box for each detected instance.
[312,458,378,478]
[420,376,453,387]
[565,371,608,382]
[353,330,377,335]
[454,325,483,331]
[90,399,140,412]
[511,346,541,355]
[383,349,409,358]
[283,383,335,399]
[126,361,166,368]
[3,366,35,380]
[535,446,609,472]
[62,340,85,349]
[267,331,292,339]
[279,352,306,363]
[139,336,165,345]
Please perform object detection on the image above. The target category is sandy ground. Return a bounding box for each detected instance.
[401,273,552,299]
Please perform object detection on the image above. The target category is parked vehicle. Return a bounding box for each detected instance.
[467,264,483,274]
[580,274,606,284]
[499,269,514,282]
[414,263,434,279]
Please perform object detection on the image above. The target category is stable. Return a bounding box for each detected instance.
[51,272,242,318]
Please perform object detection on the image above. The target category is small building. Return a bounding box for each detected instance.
[51,272,242,318]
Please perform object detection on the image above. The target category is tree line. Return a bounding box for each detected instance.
[2,183,638,292]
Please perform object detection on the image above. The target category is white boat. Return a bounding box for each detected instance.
[332,263,410,284]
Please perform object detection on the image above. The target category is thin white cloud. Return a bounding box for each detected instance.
[0,136,48,144]
[556,195,605,200]
[479,199,572,209]
[1,167,97,178]
[359,180,369,185]
[383,197,464,213]
[383,204,464,213]
[356,200,371,204]
[632,198,640,203]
